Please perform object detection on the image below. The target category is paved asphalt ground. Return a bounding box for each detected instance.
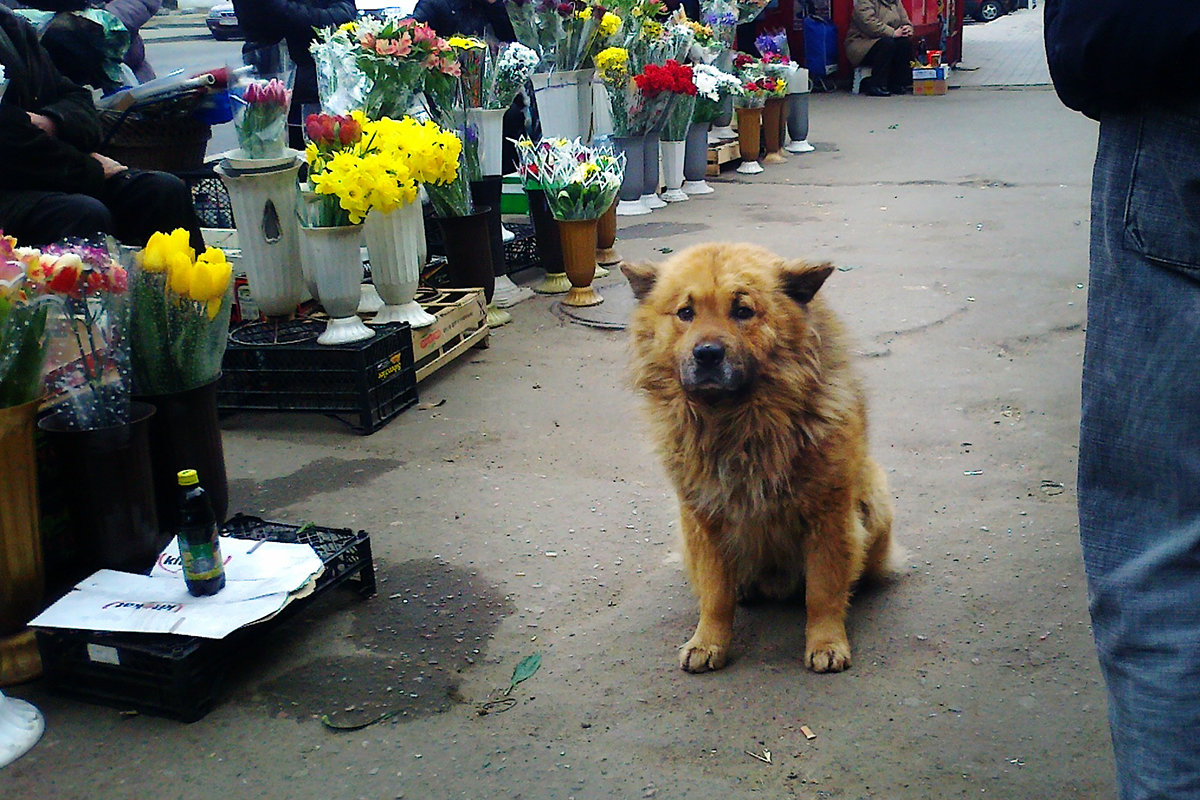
[7,7,1118,800]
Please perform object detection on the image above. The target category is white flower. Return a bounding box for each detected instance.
[692,64,741,101]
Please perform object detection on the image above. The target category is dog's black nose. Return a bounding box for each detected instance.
[693,341,725,366]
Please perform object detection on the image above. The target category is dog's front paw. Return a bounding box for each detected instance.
[679,639,727,673]
[805,640,851,673]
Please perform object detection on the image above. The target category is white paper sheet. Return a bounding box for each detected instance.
[31,538,325,639]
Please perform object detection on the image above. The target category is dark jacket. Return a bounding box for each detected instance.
[1044,0,1200,120]
[412,0,514,41]
[0,6,106,195]
[232,0,356,108]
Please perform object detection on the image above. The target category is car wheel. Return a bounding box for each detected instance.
[978,0,1002,20]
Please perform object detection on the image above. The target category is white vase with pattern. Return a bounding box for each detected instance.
[364,201,436,329]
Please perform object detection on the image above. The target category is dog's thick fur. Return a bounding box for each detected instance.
[622,243,896,674]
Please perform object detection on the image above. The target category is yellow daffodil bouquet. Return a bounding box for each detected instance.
[129,230,233,395]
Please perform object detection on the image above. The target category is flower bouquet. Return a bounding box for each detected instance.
[312,22,371,116]
[0,233,50,408]
[634,58,691,131]
[232,44,295,158]
[686,19,719,64]
[232,78,292,159]
[658,59,698,141]
[733,52,771,107]
[595,46,640,136]
[700,0,737,52]
[129,230,233,395]
[486,41,540,109]
[692,62,742,123]
[354,17,446,120]
[735,0,770,24]
[505,0,562,69]
[530,137,625,221]
[35,239,132,430]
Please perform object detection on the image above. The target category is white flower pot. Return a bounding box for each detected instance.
[659,140,689,202]
[364,202,436,329]
[0,691,43,768]
[215,156,304,319]
[467,108,507,178]
[572,68,595,143]
[298,224,376,345]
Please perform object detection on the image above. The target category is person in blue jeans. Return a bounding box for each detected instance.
[1045,3,1200,798]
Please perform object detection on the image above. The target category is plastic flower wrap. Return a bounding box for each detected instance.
[559,3,612,71]
[129,230,233,395]
[355,17,447,120]
[686,19,718,64]
[633,59,690,131]
[312,22,371,116]
[691,63,741,122]
[520,137,624,220]
[449,35,488,107]
[0,232,51,408]
[506,0,555,69]
[596,46,639,136]
[700,0,737,51]
[233,77,293,158]
[755,29,790,61]
[487,42,539,109]
[37,239,132,430]
[655,59,697,141]
[404,118,472,218]
[735,0,770,23]
[629,7,694,73]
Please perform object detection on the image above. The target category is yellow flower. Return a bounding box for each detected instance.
[447,35,485,49]
[338,20,357,33]
[599,12,621,37]
[141,228,193,275]
[595,47,628,78]
[168,251,193,296]
[575,7,591,20]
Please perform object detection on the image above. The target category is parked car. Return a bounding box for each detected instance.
[965,0,1022,22]
[205,2,242,40]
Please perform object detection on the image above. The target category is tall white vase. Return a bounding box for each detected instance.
[364,202,436,329]
[298,225,376,345]
[467,107,506,178]
[659,140,688,202]
[530,71,580,141]
[215,156,304,319]
[0,691,43,767]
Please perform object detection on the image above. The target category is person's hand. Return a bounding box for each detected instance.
[895,24,914,37]
[27,112,57,138]
[90,153,129,180]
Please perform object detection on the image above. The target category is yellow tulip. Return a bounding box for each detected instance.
[188,259,216,303]
[141,231,170,273]
[168,252,193,296]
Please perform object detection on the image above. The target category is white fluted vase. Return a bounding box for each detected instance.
[0,691,43,767]
[467,108,507,178]
[659,140,688,202]
[299,224,376,345]
[364,202,436,329]
[215,155,304,319]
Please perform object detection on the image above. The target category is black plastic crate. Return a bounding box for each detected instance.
[504,223,540,273]
[35,516,375,722]
[218,321,418,434]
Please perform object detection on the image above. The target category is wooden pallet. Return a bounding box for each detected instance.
[406,287,490,383]
[706,140,741,176]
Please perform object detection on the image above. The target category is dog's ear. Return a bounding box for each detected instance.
[781,261,835,305]
[621,261,659,301]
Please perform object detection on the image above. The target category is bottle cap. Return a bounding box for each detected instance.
[177,469,200,486]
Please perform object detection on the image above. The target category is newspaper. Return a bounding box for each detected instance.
[31,537,325,639]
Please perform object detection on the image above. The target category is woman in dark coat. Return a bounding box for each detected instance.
[232,0,356,148]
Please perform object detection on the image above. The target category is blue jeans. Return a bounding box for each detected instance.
[1081,102,1200,799]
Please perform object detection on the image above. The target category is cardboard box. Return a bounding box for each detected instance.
[912,66,947,96]
[408,287,489,382]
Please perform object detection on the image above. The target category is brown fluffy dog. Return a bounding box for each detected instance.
[621,243,896,674]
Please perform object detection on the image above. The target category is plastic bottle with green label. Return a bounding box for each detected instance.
[175,469,226,597]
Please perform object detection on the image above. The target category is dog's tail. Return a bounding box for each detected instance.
[859,459,905,579]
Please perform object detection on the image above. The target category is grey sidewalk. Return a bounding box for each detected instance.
[951,4,1051,88]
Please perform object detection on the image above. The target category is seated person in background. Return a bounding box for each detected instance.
[0,5,204,250]
[844,0,914,97]
[233,0,357,150]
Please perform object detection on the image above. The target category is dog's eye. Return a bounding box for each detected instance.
[732,305,755,321]
[676,307,694,322]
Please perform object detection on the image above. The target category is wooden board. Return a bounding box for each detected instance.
[706,140,741,177]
